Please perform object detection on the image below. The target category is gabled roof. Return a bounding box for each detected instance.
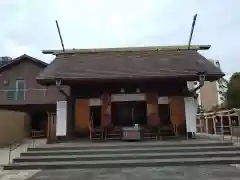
[0,54,48,72]
[37,46,224,85]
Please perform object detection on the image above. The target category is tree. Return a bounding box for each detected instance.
[226,72,240,108]
[218,77,228,103]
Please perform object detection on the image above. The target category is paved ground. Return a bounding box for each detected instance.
[0,139,46,166]
[1,136,240,179]
[0,169,40,180]
[22,165,240,180]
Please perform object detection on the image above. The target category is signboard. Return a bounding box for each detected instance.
[88,95,169,105]
[111,94,145,102]
[184,97,197,133]
[158,97,169,104]
[122,127,142,141]
[56,101,67,136]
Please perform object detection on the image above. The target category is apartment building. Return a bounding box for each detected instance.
[197,60,227,110]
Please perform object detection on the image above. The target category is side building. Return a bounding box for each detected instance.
[0,54,66,146]
[197,60,227,111]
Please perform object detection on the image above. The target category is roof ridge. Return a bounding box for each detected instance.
[42,45,211,55]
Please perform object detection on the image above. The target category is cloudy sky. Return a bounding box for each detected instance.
[0,0,239,78]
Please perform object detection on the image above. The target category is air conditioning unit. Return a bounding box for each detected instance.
[3,80,9,85]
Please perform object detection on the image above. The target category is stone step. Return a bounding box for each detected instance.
[22,146,239,156]
[27,141,233,151]
[14,151,240,163]
[5,157,240,170]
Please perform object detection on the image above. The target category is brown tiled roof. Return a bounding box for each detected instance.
[37,48,224,84]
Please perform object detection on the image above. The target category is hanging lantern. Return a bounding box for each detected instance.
[136,88,140,93]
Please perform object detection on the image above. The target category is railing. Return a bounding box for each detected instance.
[0,88,65,104]
[230,126,240,143]
[217,125,240,143]
[8,140,21,164]
[8,130,45,164]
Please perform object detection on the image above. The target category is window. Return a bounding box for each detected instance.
[6,79,26,100]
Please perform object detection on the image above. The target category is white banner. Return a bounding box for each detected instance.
[184,97,197,133]
[56,101,67,136]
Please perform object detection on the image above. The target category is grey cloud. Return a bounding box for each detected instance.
[0,0,239,76]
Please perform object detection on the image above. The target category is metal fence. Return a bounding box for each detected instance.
[217,125,240,143]
[231,126,240,143]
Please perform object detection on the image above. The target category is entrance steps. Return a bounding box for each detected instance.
[4,140,240,170]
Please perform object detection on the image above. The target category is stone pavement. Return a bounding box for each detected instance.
[26,165,240,180]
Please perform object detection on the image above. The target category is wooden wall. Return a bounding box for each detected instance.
[75,99,90,133]
[73,95,187,136]
[146,92,160,126]
[169,96,186,136]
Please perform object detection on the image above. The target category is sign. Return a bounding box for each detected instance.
[158,97,169,104]
[123,131,138,138]
[111,94,145,102]
[184,97,197,133]
[122,127,142,140]
[56,101,67,136]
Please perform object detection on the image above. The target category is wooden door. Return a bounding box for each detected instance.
[47,112,57,142]
[75,99,90,133]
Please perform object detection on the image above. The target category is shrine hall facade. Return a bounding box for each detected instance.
[36,45,224,142]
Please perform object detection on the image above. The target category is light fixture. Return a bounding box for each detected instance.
[3,80,8,85]
[198,72,206,82]
[136,88,140,93]
[55,79,62,87]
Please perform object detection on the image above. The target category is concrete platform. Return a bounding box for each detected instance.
[21,145,240,156]
[27,140,233,151]
[14,151,240,162]
[5,157,240,170]
[27,166,240,180]
[4,139,240,170]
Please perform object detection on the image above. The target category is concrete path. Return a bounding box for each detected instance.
[27,165,240,180]
[0,139,46,166]
[0,139,46,180]
[0,170,40,180]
